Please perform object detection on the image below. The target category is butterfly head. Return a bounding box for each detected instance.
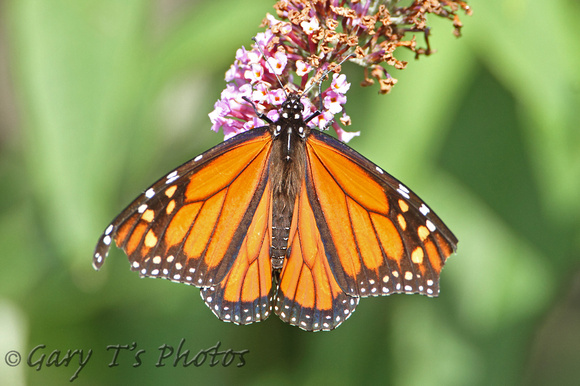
[280,93,305,121]
[271,93,311,141]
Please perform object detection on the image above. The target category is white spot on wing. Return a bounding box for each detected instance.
[397,184,410,199]
[105,225,113,235]
[145,188,155,198]
[419,203,430,216]
[426,219,436,232]
[194,155,202,162]
[376,166,384,174]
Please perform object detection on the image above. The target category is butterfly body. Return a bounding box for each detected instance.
[94,93,457,331]
[268,94,310,269]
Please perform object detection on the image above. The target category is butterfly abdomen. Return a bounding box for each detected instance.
[269,137,306,269]
[270,198,292,270]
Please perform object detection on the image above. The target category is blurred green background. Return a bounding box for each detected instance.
[1,0,579,385]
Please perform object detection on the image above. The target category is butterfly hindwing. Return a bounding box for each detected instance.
[303,130,458,298]
[93,127,274,295]
[274,178,359,331]
[200,180,274,325]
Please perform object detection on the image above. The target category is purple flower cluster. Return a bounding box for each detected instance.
[209,29,359,143]
[208,0,471,142]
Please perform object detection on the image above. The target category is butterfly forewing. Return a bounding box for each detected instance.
[303,130,458,298]
[93,127,274,289]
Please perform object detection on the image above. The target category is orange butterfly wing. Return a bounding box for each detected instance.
[275,177,359,331]
[93,127,275,324]
[276,130,458,330]
[200,179,274,324]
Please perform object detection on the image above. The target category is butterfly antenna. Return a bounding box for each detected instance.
[251,37,288,98]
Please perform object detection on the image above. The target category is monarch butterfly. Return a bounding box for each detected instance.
[93,90,458,331]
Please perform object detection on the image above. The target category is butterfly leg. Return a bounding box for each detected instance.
[242,96,273,124]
